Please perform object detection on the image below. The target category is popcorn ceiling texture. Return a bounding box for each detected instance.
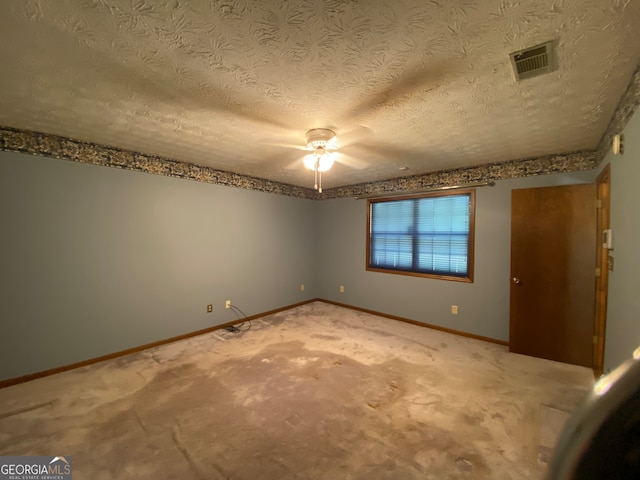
[0,1,639,197]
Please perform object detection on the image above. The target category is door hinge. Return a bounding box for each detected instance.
[593,335,598,345]
[595,267,601,277]
[596,199,603,209]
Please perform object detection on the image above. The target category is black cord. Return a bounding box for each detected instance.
[228,305,251,333]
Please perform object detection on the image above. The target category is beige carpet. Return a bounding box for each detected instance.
[0,301,594,479]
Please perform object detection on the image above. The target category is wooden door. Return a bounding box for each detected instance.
[510,184,596,367]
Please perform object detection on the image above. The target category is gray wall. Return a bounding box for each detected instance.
[602,107,640,372]
[0,151,317,381]
[315,170,596,342]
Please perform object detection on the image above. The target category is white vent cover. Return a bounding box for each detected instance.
[510,41,556,81]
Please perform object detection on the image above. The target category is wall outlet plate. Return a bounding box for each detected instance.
[207,304,213,313]
[225,300,231,309]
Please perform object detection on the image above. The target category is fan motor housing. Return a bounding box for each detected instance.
[306,128,336,148]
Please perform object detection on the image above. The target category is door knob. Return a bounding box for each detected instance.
[512,277,521,284]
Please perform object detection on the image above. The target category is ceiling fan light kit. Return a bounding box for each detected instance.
[303,150,335,172]
[303,128,338,193]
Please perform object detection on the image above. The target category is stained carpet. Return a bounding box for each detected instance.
[0,301,594,479]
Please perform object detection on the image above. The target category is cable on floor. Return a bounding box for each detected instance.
[225,304,251,333]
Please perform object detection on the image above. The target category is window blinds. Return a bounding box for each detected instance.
[369,193,471,276]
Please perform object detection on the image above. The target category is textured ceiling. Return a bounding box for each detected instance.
[0,0,639,190]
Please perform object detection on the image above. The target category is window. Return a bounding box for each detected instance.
[367,190,475,282]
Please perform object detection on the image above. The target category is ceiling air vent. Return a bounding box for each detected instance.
[509,41,556,81]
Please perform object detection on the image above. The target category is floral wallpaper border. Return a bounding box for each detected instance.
[0,127,603,201]
[1,63,638,201]
[321,150,603,200]
[0,127,316,200]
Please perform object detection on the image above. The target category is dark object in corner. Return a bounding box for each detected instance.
[224,326,240,333]
[547,348,640,479]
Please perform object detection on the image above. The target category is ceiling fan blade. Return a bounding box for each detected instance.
[335,152,369,170]
[260,141,308,150]
[251,143,306,170]
[257,132,312,150]
[346,142,419,162]
[285,156,306,170]
[333,125,374,148]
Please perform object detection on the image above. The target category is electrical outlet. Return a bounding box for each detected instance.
[207,304,213,313]
[339,285,345,293]
[300,284,305,291]
[225,300,231,309]
[451,305,458,315]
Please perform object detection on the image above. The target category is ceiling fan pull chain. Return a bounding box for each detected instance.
[314,166,318,190]
[319,170,323,193]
